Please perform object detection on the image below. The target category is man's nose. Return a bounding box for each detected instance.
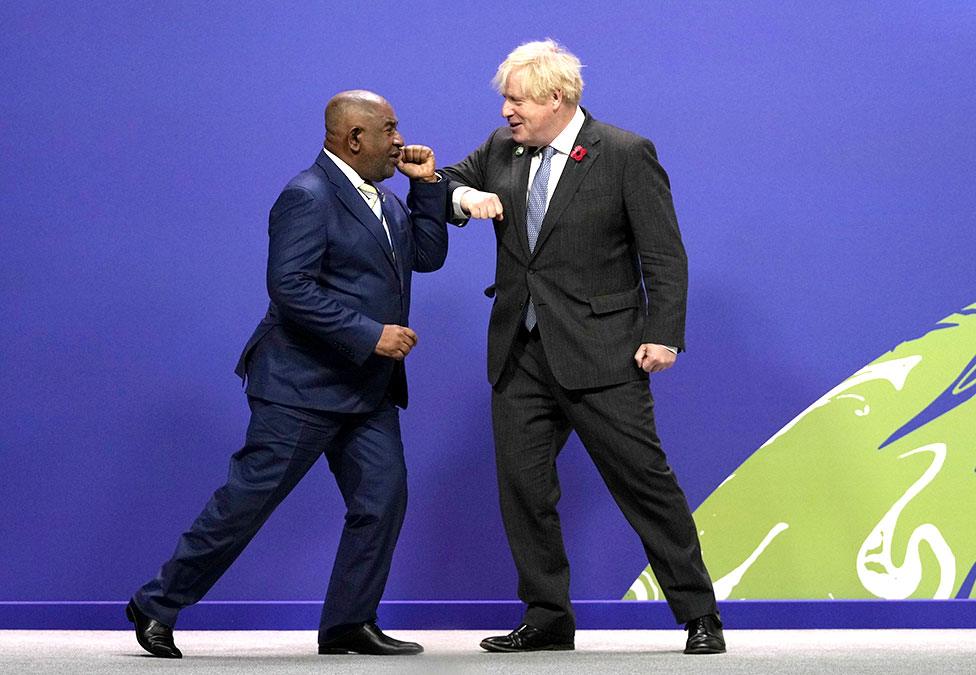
[501,101,513,118]
[393,131,404,147]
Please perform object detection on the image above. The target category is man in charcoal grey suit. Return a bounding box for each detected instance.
[443,40,725,654]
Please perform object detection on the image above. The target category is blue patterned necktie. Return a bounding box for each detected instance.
[524,145,555,330]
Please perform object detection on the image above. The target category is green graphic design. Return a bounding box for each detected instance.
[626,303,976,600]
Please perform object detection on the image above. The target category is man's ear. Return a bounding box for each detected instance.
[348,126,363,153]
[551,89,563,109]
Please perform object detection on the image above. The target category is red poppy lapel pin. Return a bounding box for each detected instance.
[570,145,587,162]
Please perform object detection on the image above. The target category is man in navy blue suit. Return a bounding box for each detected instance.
[126,90,449,658]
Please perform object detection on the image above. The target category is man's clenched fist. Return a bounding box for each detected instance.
[396,145,437,182]
[460,189,504,220]
[633,343,676,373]
[375,324,418,360]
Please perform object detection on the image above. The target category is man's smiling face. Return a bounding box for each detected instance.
[501,68,561,147]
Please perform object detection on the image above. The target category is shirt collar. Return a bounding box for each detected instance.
[323,147,368,191]
[547,106,586,156]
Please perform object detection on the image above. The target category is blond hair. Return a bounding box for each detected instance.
[492,39,584,105]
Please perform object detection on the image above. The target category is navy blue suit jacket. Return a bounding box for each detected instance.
[235,150,449,413]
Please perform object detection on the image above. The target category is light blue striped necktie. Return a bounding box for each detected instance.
[524,145,556,330]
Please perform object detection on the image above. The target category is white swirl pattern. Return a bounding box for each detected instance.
[856,442,956,599]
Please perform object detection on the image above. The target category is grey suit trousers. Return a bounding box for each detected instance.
[491,328,717,636]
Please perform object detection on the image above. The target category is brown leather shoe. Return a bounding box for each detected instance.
[318,622,423,655]
[126,600,182,658]
[480,624,575,652]
[684,614,726,654]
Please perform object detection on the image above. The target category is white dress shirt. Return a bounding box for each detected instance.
[524,105,586,210]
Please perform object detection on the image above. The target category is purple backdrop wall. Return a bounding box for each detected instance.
[2,1,974,625]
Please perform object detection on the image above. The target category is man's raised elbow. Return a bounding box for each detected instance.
[415,245,448,273]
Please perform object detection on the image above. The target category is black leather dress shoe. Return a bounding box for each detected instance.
[480,624,575,652]
[126,600,182,658]
[318,622,423,655]
[684,613,726,654]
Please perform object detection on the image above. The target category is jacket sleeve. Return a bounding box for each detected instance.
[403,178,449,273]
[440,129,498,226]
[265,186,383,366]
[622,138,689,351]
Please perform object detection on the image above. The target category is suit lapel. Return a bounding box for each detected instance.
[510,145,533,257]
[317,152,398,273]
[380,190,405,285]
[530,121,601,259]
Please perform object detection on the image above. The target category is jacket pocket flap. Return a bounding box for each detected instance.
[235,323,277,377]
[589,288,641,315]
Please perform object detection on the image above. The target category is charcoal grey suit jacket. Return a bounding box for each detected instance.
[443,110,688,390]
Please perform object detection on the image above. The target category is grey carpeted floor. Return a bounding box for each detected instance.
[2,629,974,674]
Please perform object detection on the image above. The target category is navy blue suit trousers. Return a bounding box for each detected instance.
[133,396,407,639]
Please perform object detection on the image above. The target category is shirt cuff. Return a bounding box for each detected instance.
[452,186,474,219]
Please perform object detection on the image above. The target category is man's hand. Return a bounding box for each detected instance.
[396,145,437,182]
[634,343,676,373]
[375,324,418,360]
[460,189,504,220]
